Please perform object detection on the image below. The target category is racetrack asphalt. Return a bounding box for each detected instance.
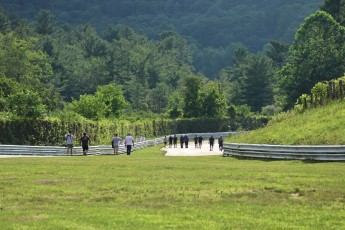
[163,141,223,156]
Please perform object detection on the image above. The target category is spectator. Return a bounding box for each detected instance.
[80,132,91,156]
[209,135,215,151]
[65,130,75,156]
[112,134,122,155]
[125,133,135,155]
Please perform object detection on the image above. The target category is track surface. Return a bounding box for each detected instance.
[163,141,223,156]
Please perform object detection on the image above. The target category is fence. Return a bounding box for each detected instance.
[298,79,344,110]
[223,143,345,161]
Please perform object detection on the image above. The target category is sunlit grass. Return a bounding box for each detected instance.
[229,101,345,145]
[1,146,345,229]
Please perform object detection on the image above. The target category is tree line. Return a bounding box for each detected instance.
[0,0,323,77]
[0,0,345,133]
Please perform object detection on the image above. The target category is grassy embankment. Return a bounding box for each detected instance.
[229,101,345,145]
[1,145,345,229]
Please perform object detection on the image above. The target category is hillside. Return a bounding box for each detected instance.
[229,101,345,145]
[0,0,323,77]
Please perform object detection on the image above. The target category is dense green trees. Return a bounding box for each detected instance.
[278,11,345,109]
[320,0,345,25]
[0,0,323,77]
[1,0,345,125]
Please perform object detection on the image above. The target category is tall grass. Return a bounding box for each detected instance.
[229,101,345,145]
[1,146,345,229]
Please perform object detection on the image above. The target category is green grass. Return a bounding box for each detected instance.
[229,101,345,145]
[1,146,345,229]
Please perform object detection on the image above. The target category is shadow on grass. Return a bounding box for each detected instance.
[226,155,342,164]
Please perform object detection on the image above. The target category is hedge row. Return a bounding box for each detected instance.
[0,116,269,146]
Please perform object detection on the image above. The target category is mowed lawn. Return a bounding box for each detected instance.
[1,146,345,229]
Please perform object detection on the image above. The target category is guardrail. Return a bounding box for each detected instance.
[0,132,231,157]
[223,143,345,161]
[0,139,160,156]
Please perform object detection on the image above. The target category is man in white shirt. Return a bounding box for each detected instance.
[65,130,75,156]
[125,133,135,155]
[112,134,122,155]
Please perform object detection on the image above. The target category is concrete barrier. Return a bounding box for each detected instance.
[223,143,345,161]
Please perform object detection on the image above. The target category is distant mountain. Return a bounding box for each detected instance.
[0,0,324,76]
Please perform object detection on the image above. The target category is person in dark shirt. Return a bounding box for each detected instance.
[198,136,203,148]
[173,135,178,148]
[184,134,189,148]
[180,135,184,148]
[80,132,91,156]
[168,135,173,148]
[209,135,215,151]
[218,136,224,151]
[194,135,198,148]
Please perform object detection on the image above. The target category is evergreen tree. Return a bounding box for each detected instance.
[320,0,345,26]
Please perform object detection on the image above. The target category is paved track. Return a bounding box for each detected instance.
[163,141,223,156]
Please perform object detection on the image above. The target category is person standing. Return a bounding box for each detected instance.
[168,135,173,148]
[209,135,215,151]
[198,135,203,148]
[218,136,224,151]
[194,135,198,148]
[163,136,168,148]
[65,130,75,156]
[173,135,178,148]
[125,133,135,155]
[112,134,122,155]
[184,134,189,148]
[80,132,91,156]
[180,135,184,148]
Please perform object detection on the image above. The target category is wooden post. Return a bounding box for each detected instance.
[332,82,337,99]
[328,82,332,100]
[340,80,343,100]
[303,97,307,110]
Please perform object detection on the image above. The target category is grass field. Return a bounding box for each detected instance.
[1,146,345,229]
[229,101,345,145]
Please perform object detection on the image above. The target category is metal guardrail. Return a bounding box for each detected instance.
[0,139,160,156]
[223,143,345,161]
[0,132,231,157]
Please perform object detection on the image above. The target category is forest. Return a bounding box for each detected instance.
[0,0,345,145]
[0,0,323,77]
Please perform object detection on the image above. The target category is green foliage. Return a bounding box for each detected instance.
[264,40,289,69]
[321,0,345,26]
[6,91,46,119]
[34,9,55,35]
[294,75,345,112]
[66,84,128,120]
[200,81,227,118]
[230,100,345,145]
[279,11,345,109]
[0,0,323,77]
[182,74,205,118]
[68,94,106,120]
[221,47,274,112]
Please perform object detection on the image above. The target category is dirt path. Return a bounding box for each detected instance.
[163,141,223,156]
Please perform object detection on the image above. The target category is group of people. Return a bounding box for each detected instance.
[64,131,135,156]
[208,135,224,151]
[163,134,224,151]
[65,131,224,156]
